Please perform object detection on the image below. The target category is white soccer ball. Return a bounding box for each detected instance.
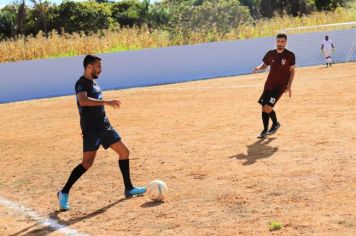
[147,180,168,201]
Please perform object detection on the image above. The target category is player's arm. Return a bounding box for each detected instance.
[285,66,295,97]
[253,51,271,73]
[77,91,121,109]
[253,63,269,72]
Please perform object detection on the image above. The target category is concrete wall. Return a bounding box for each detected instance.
[1,28,355,103]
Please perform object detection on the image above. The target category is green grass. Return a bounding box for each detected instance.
[268,220,282,231]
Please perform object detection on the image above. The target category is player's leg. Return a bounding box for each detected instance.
[58,151,97,211]
[260,89,282,136]
[258,91,271,138]
[100,126,146,197]
[263,105,280,135]
[110,140,146,197]
[259,106,269,138]
[110,140,132,189]
[62,151,96,193]
[324,49,332,67]
[327,56,332,66]
[57,132,100,211]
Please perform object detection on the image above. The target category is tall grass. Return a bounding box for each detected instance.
[0,7,355,63]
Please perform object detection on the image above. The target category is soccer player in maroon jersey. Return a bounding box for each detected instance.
[253,33,296,138]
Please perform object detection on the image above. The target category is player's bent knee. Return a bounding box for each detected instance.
[82,159,94,170]
[82,163,93,170]
[263,105,273,113]
[81,164,90,170]
[119,149,130,160]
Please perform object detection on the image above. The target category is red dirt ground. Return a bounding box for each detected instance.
[0,63,355,235]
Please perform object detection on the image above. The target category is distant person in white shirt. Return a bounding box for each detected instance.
[321,35,335,67]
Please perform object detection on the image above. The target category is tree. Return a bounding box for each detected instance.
[259,0,275,18]
[27,0,51,35]
[258,0,315,18]
[111,0,148,27]
[57,1,112,34]
[147,2,171,29]
[168,0,252,42]
[17,0,27,35]
[0,7,17,39]
[315,0,349,11]
[239,0,261,18]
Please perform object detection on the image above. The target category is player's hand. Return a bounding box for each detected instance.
[252,67,260,73]
[285,86,292,97]
[106,99,121,109]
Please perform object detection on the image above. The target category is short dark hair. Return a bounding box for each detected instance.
[83,54,101,68]
[276,33,287,40]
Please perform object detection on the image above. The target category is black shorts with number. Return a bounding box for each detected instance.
[258,89,284,107]
[83,126,121,152]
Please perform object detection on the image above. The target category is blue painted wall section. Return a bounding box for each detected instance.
[1,28,355,103]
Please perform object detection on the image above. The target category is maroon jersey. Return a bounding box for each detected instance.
[263,49,295,91]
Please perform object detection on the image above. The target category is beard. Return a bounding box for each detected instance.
[277,46,285,50]
[92,72,99,79]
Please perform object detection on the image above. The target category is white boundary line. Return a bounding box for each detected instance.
[138,84,261,91]
[0,196,88,236]
[284,21,356,31]
[136,72,356,92]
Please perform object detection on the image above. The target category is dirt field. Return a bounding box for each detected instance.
[0,62,355,236]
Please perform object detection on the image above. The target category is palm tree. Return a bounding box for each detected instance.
[16,0,26,36]
[30,0,48,34]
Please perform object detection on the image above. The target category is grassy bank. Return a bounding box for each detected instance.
[0,7,355,63]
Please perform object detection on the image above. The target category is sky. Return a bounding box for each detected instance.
[0,0,79,8]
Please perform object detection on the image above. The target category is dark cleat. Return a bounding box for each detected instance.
[267,122,281,135]
[257,130,268,139]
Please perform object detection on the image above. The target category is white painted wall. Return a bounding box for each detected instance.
[1,28,355,103]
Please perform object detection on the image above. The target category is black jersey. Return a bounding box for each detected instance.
[75,76,110,132]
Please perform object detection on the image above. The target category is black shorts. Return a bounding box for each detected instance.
[82,126,121,152]
[258,89,284,107]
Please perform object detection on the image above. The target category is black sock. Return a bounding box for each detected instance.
[269,110,278,126]
[118,159,134,190]
[262,112,269,131]
[61,164,87,194]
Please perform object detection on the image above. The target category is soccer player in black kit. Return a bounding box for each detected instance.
[57,55,146,211]
[253,33,296,138]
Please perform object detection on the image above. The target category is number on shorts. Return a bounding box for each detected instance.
[270,97,276,104]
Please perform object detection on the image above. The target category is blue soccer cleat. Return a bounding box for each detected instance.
[124,186,147,198]
[57,191,70,211]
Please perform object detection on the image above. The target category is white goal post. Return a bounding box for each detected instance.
[283,21,356,34]
[279,22,356,66]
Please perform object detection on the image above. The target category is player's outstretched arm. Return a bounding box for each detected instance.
[77,91,121,109]
[252,63,268,73]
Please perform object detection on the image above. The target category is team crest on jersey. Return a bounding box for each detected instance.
[281,59,286,65]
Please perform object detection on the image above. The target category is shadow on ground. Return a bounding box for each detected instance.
[10,196,142,236]
[140,200,164,208]
[228,138,278,165]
